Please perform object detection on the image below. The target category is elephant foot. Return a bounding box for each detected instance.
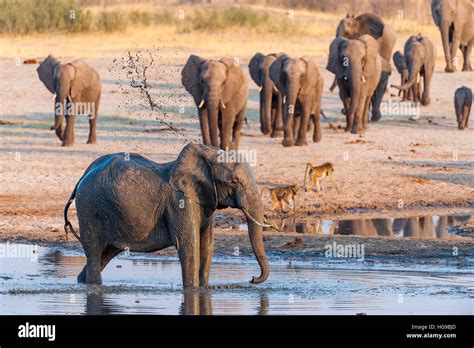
[313,133,322,143]
[271,130,284,138]
[344,126,352,132]
[295,139,308,146]
[282,138,294,147]
[445,66,456,73]
[87,139,97,145]
[371,113,382,122]
[462,66,472,72]
[421,97,431,106]
[77,267,87,284]
[61,141,74,147]
[260,126,271,136]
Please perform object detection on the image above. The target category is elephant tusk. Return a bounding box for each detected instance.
[67,95,72,102]
[258,86,263,92]
[273,85,278,93]
[220,101,226,109]
[198,99,205,108]
[242,208,280,231]
[283,96,286,104]
[362,76,367,83]
[51,93,56,100]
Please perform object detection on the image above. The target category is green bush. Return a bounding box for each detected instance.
[96,10,127,32]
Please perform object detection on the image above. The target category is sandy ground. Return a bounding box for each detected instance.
[0,44,473,246]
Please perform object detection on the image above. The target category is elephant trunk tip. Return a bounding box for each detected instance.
[250,270,269,284]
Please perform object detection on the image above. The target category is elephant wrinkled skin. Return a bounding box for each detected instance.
[454,86,472,129]
[64,144,269,289]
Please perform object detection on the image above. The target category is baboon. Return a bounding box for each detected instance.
[260,185,300,213]
[303,162,339,193]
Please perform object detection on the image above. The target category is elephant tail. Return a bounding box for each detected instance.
[64,183,80,241]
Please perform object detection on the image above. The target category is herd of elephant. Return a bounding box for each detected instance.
[36,0,472,148]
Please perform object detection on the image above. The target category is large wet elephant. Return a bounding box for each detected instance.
[64,144,270,288]
[181,55,248,151]
[270,55,324,147]
[37,55,101,146]
[391,34,436,106]
[431,0,473,72]
[335,13,396,121]
[454,86,472,129]
[248,52,285,137]
[327,35,388,133]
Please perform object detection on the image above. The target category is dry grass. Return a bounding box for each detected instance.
[0,4,446,68]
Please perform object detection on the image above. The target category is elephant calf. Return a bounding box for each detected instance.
[37,55,101,147]
[64,144,270,288]
[393,51,418,102]
[454,86,472,129]
[181,55,248,151]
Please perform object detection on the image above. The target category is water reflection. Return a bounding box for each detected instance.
[264,214,472,239]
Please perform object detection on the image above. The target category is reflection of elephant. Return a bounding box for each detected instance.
[336,13,396,121]
[327,35,387,133]
[249,53,285,137]
[65,144,269,288]
[431,0,473,72]
[404,217,436,238]
[270,55,324,146]
[37,55,101,146]
[181,55,248,150]
[391,34,436,106]
[180,289,213,315]
[393,51,418,101]
[454,86,472,129]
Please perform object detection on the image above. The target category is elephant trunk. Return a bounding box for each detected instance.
[392,59,421,91]
[51,88,69,140]
[261,81,273,135]
[240,188,269,284]
[205,90,221,149]
[346,63,362,120]
[285,82,299,127]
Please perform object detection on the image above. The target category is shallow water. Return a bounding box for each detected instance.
[263,213,473,238]
[0,243,472,315]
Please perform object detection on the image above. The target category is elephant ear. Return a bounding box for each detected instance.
[359,35,380,78]
[37,55,60,94]
[69,61,92,99]
[182,55,206,105]
[380,56,392,73]
[300,56,320,96]
[168,144,221,208]
[220,58,246,104]
[269,54,289,93]
[430,1,442,27]
[327,37,347,79]
[357,13,385,40]
[392,51,405,74]
[248,53,265,87]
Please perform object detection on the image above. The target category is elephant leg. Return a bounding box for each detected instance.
[55,125,65,141]
[462,43,472,71]
[83,246,103,285]
[78,245,121,283]
[198,109,211,146]
[62,114,76,147]
[362,97,371,130]
[421,72,432,106]
[371,72,390,122]
[230,109,245,151]
[282,114,295,147]
[295,110,309,146]
[271,94,284,138]
[176,229,200,289]
[220,110,233,151]
[293,115,300,141]
[87,98,99,144]
[199,221,214,287]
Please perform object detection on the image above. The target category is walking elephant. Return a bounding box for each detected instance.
[249,52,285,137]
[327,35,388,134]
[64,144,270,288]
[391,34,437,106]
[270,55,324,147]
[334,13,396,121]
[431,0,473,72]
[181,55,248,151]
[393,51,417,101]
[454,86,472,129]
[37,55,101,146]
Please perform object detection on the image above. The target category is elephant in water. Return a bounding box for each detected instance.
[37,55,101,146]
[248,52,285,137]
[391,34,436,106]
[334,13,396,121]
[454,86,472,129]
[431,0,473,72]
[181,55,248,151]
[327,35,389,133]
[64,144,270,288]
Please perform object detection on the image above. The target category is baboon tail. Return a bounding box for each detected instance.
[64,183,80,241]
[260,186,269,198]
